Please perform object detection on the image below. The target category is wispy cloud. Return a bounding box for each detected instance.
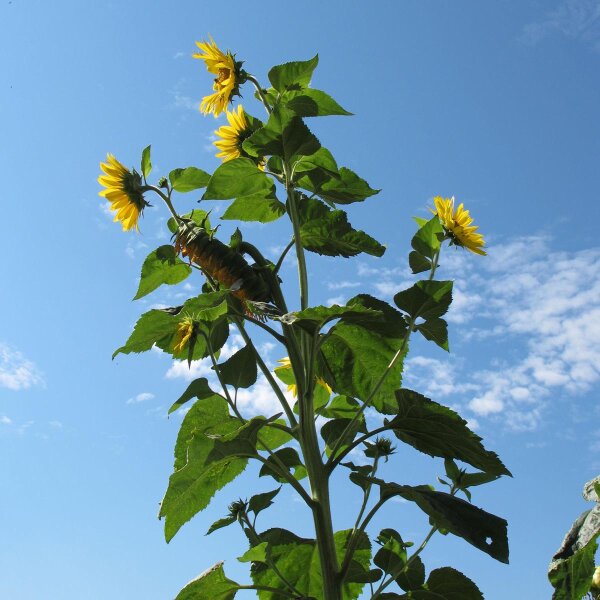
[521,0,600,51]
[0,343,44,391]
[126,392,155,405]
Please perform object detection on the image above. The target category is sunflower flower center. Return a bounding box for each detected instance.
[216,68,231,85]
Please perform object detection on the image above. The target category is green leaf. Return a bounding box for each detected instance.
[206,515,236,536]
[258,420,294,450]
[416,318,449,351]
[319,395,360,420]
[221,191,285,223]
[159,395,248,542]
[168,209,211,234]
[169,377,221,415]
[286,89,352,117]
[238,541,269,564]
[169,167,211,192]
[396,556,425,591]
[133,245,192,300]
[408,567,484,600]
[409,250,432,274]
[411,215,444,259]
[248,487,281,517]
[243,107,321,163]
[278,303,382,334]
[141,145,152,179]
[374,529,408,578]
[259,447,307,482]
[394,280,453,320]
[215,344,257,389]
[321,417,366,458]
[292,147,339,176]
[549,506,600,599]
[364,477,510,563]
[175,562,239,600]
[298,166,379,204]
[320,295,408,413]
[113,308,177,358]
[389,389,511,476]
[203,158,272,200]
[268,55,319,91]
[298,196,385,258]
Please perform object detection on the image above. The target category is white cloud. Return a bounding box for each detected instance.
[327,280,361,290]
[0,343,44,391]
[235,376,295,417]
[126,392,155,405]
[1,415,12,425]
[521,0,600,51]
[48,420,63,429]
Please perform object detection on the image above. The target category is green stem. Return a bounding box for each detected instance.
[246,74,273,115]
[285,186,309,311]
[145,185,181,224]
[274,238,295,274]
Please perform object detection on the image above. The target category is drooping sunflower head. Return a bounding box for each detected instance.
[98,154,148,232]
[214,105,264,168]
[193,36,244,117]
[432,196,487,256]
[172,316,196,354]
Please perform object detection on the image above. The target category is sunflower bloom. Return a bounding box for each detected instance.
[193,36,242,117]
[275,357,332,398]
[98,154,148,232]
[214,105,264,167]
[432,196,486,256]
[172,316,195,354]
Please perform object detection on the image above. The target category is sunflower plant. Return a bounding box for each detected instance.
[100,36,511,600]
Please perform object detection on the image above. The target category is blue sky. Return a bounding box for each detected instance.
[1,1,600,598]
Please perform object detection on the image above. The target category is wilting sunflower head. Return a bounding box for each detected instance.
[214,105,264,168]
[432,196,487,256]
[172,316,196,354]
[98,154,148,232]
[193,36,244,117]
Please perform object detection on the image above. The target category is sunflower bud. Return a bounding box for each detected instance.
[364,437,396,461]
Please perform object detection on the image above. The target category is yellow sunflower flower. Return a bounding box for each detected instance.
[213,105,264,168]
[172,316,195,354]
[193,36,242,117]
[98,154,148,232]
[432,196,487,256]
[275,357,332,398]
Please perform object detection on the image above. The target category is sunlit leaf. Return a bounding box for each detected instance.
[133,245,192,300]
[141,145,152,179]
[203,158,273,200]
[286,89,352,117]
[169,166,211,192]
[268,55,319,91]
[221,190,285,223]
[394,280,453,321]
[175,562,239,600]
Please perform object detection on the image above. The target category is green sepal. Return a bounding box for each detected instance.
[221,190,285,223]
[416,318,449,351]
[409,250,432,274]
[248,487,281,517]
[297,196,385,258]
[394,280,453,321]
[258,447,307,482]
[285,88,352,117]
[388,389,511,476]
[268,55,318,91]
[169,166,211,192]
[133,245,192,300]
[141,145,152,179]
[411,215,444,259]
[203,158,273,200]
[168,377,221,415]
[168,209,210,234]
[175,562,239,600]
[214,344,257,389]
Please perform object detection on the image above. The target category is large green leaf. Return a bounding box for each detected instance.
[112,308,178,358]
[298,196,385,258]
[133,245,192,300]
[169,166,211,192]
[243,106,320,163]
[250,528,370,599]
[321,416,366,458]
[159,395,248,542]
[318,395,361,420]
[416,318,449,351]
[388,389,511,477]
[394,280,453,321]
[203,158,273,200]
[396,556,425,591]
[408,567,484,600]
[175,562,239,600]
[286,89,352,117]
[373,529,408,578]
[221,190,285,223]
[259,447,307,483]
[411,215,444,259]
[362,477,509,564]
[268,55,319,91]
[298,166,379,204]
[168,377,221,415]
[292,147,339,176]
[320,295,407,413]
[258,420,294,450]
[215,344,257,389]
[278,303,382,334]
[549,505,600,599]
